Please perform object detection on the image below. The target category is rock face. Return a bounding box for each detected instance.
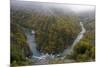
[32,30,35,34]
[35,59,49,65]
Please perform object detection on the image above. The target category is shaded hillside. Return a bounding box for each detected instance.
[10,22,34,65]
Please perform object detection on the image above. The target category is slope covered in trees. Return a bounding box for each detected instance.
[67,10,95,62]
[10,20,34,65]
[10,0,95,65]
[11,1,81,55]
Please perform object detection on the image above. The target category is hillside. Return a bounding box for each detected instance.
[10,0,95,66]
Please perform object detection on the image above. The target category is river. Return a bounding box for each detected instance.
[71,22,86,50]
[26,21,86,64]
[63,22,86,55]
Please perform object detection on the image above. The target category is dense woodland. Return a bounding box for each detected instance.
[11,10,35,65]
[49,11,95,63]
[67,11,95,62]
[11,1,95,66]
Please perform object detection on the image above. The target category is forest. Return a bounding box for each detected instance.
[10,1,95,66]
